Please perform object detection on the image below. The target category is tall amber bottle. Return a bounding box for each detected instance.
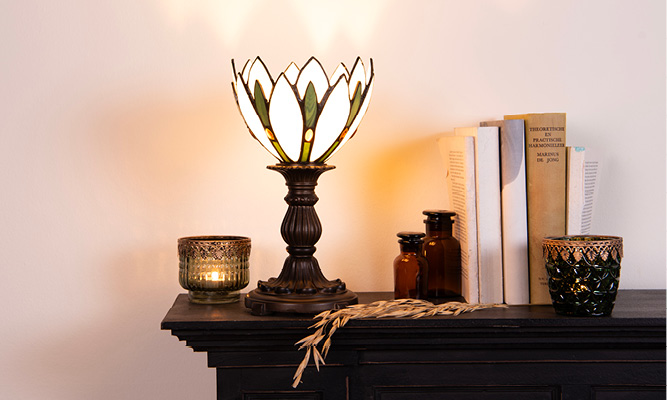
[423,210,461,299]
[393,232,428,299]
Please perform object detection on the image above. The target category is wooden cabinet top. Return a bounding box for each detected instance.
[162,290,665,333]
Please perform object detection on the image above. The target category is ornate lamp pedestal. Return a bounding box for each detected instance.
[245,163,358,315]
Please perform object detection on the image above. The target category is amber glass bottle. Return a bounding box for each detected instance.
[393,232,429,299]
[423,210,461,299]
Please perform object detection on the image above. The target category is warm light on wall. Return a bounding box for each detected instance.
[160,0,256,47]
[288,1,385,51]
[159,1,385,51]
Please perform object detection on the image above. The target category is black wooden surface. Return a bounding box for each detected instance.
[162,290,666,400]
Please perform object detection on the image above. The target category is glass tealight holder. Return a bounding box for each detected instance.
[542,235,623,316]
[178,236,251,304]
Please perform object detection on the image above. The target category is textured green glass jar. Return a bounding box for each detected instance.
[542,235,623,316]
[178,236,251,304]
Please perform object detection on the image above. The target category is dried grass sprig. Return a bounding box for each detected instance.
[292,299,505,387]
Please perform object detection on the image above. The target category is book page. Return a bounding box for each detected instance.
[438,135,479,303]
[581,151,600,234]
[454,126,503,304]
[566,146,585,235]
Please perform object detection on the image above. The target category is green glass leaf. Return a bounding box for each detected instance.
[273,141,291,162]
[315,140,340,162]
[345,82,362,127]
[300,141,312,162]
[304,82,317,129]
[299,129,314,162]
[265,128,291,162]
[254,81,270,128]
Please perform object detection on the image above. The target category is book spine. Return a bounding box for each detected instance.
[505,113,567,304]
[438,135,479,303]
[481,119,529,305]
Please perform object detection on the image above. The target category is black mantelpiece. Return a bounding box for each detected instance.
[162,290,666,400]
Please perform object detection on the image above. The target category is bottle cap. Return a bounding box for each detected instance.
[423,210,456,224]
[397,231,426,244]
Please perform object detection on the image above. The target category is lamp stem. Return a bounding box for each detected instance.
[245,163,357,315]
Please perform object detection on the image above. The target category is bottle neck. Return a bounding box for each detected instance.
[425,222,453,237]
[400,242,422,254]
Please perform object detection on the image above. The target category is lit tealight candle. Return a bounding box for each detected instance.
[178,236,250,304]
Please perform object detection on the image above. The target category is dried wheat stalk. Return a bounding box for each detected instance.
[292,299,505,387]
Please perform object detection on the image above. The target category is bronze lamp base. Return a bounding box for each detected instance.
[245,163,357,315]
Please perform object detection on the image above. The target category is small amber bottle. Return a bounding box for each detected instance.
[393,232,429,299]
[423,210,461,299]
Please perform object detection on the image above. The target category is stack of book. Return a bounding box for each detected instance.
[438,113,600,304]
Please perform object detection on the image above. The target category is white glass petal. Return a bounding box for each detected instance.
[330,78,374,159]
[329,63,349,86]
[310,77,350,161]
[285,62,300,85]
[248,58,273,100]
[269,74,303,162]
[235,75,280,160]
[347,58,367,100]
[296,58,329,102]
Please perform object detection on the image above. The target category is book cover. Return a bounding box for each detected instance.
[437,135,479,303]
[480,119,529,305]
[453,126,503,304]
[566,146,601,235]
[504,113,566,304]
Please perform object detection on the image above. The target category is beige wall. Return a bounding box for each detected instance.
[2,0,664,398]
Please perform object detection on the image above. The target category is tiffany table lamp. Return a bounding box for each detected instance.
[232,57,374,314]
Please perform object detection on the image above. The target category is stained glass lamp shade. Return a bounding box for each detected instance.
[232,56,374,164]
[232,57,374,315]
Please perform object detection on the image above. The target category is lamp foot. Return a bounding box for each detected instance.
[245,289,358,315]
